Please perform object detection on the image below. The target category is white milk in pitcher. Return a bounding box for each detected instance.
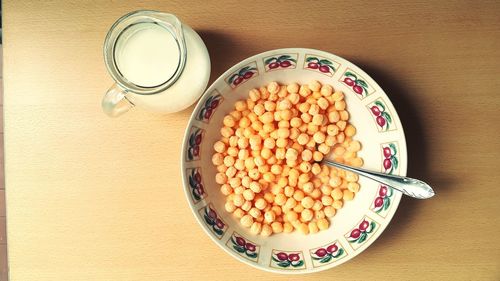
[114,22,180,87]
[106,17,210,114]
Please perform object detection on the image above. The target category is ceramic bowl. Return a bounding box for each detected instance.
[181,48,407,273]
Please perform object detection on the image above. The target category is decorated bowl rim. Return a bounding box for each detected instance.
[180,48,407,274]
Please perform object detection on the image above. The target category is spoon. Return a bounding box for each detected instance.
[322,159,435,199]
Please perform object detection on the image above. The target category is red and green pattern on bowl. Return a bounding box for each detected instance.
[197,92,223,123]
[382,143,398,174]
[343,71,370,97]
[304,55,337,76]
[187,168,206,203]
[370,100,392,130]
[310,243,345,266]
[226,63,258,88]
[202,205,227,238]
[264,54,297,71]
[186,127,203,161]
[373,185,394,215]
[346,217,378,247]
[229,233,259,261]
[271,251,305,269]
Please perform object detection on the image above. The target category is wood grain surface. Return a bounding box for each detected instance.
[3,1,500,280]
[0,46,8,281]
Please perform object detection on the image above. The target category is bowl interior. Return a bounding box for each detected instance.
[182,48,407,273]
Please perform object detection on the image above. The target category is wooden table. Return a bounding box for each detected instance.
[4,1,500,280]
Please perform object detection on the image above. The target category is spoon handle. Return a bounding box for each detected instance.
[322,160,435,199]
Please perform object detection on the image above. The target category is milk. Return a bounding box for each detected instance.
[114,22,180,87]
[103,11,211,116]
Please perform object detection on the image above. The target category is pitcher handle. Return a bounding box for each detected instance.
[102,84,135,117]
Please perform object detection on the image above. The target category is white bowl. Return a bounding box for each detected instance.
[181,48,407,273]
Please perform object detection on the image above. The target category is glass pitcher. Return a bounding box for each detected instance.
[102,10,211,117]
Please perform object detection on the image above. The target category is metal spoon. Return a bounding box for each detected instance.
[322,159,435,199]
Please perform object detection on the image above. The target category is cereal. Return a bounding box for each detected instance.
[271,221,284,233]
[240,215,254,228]
[225,201,236,212]
[250,222,262,234]
[212,81,363,236]
[249,207,262,219]
[301,209,314,222]
[324,206,336,217]
[233,208,245,219]
[317,218,329,230]
[241,201,252,212]
[283,222,293,233]
[255,198,267,210]
[264,210,276,223]
[243,189,255,201]
[260,224,273,236]
[297,223,309,235]
[308,221,319,234]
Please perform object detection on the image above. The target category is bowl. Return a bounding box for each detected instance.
[181,48,407,273]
